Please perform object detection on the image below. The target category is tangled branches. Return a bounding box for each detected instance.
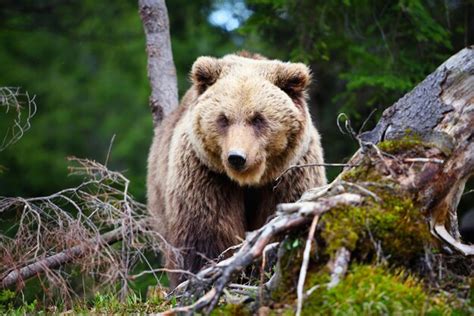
[0,87,36,151]
[0,158,168,302]
[168,186,364,314]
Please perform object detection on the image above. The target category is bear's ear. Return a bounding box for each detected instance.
[191,57,222,94]
[274,63,311,106]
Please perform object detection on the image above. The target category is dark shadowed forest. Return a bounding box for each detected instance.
[1,0,473,314]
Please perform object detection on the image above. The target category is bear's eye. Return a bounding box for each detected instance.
[250,113,266,131]
[216,114,229,130]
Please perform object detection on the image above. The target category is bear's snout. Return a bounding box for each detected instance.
[227,150,247,170]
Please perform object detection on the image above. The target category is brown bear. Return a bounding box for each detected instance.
[147,53,326,287]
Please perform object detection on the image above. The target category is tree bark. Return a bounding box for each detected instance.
[357,46,474,255]
[138,0,178,125]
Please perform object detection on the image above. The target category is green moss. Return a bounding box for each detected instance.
[343,134,437,183]
[301,264,452,316]
[320,189,432,262]
[341,158,384,183]
[0,291,172,315]
[210,303,251,316]
[378,135,424,154]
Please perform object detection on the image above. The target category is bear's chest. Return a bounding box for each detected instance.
[243,186,277,231]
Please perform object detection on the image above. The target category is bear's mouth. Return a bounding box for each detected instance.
[224,159,266,186]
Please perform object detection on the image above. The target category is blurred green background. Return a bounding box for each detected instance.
[0,0,472,225]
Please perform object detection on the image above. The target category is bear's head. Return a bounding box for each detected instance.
[187,54,313,186]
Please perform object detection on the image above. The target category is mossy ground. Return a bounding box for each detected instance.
[300,264,457,316]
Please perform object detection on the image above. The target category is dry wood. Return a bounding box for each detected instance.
[1,225,133,289]
[358,46,474,255]
[296,214,319,316]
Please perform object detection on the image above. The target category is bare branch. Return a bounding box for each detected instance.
[0,158,170,302]
[1,224,141,289]
[296,214,319,316]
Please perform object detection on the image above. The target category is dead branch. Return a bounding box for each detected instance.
[1,223,144,289]
[138,0,178,125]
[296,214,319,316]
[0,158,169,301]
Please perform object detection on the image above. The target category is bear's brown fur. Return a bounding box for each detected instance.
[147,53,326,287]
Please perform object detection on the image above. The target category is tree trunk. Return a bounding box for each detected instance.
[138,0,178,125]
[357,46,474,255]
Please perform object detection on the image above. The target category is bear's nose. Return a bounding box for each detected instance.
[227,150,247,170]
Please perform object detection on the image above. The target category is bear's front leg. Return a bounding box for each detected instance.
[165,167,245,287]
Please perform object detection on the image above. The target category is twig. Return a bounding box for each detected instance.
[403,157,444,164]
[0,158,170,300]
[296,214,319,316]
[274,163,356,190]
[340,180,382,202]
[358,108,378,135]
[104,134,116,167]
[337,113,357,139]
[0,87,37,151]
[1,222,144,289]
[304,284,320,297]
[129,268,199,281]
[462,189,474,196]
[367,143,398,178]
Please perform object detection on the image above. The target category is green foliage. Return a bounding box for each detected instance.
[243,0,462,111]
[77,292,169,314]
[0,290,38,315]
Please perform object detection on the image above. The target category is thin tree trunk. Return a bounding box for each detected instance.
[138,0,178,125]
